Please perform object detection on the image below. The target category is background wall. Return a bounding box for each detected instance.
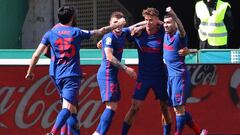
[21,0,54,49]
[0,0,28,49]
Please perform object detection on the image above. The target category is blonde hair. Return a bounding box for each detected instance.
[142,8,159,17]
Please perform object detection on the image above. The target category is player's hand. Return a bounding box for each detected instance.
[131,27,142,36]
[117,17,126,27]
[178,47,189,56]
[97,40,102,49]
[166,7,176,17]
[158,20,164,25]
[179,47,198,56]
[189,49,198,53]
[125,67,137,80]
[25,72,35,80]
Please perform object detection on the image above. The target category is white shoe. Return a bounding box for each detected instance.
[46,133,54,135]
[200,129,208,135]
[92,131,100,135]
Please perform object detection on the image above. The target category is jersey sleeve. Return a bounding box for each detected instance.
[122,27,135,42]
[132,31,145,49]
[79,29,92,39]
[122,27,131,35]
[178,31,188,48]
[41,31,51,46]
[102,34,114,49]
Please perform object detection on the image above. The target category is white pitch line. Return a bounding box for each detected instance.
[0,58,139,65]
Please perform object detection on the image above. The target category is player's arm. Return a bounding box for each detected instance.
[178,47,198,56]
[127,21,147,36]
[96,20,145,48]
[43,44,51,58]
[130,25,146,36]
[90,18,126,37]
[129,20,163,36]
[25,43,47,80]
[128,21,146,31]
[97,40,102,49]
[104,47,137,79]
[105,47,127,70]
[166,7,186,37]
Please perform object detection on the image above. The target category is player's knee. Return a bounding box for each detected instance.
[130,104,140,113]
[131,106,140,113]
[62,98,77,113]
[131,100,142,112]
[174,105,185,116]
[65,105,77,114]
[106,102,118,110]
[129,99,142,114]
[160,105,172,124]
[162,115,172,125]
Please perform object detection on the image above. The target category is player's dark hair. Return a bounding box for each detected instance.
[110,11,125,19]
[58,6,75,24]
[164,13,172,19]
[142,8,159,17]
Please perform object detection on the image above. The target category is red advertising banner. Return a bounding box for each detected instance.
[0,65,240,135]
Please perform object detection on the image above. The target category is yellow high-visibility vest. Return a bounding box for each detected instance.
[195,0,230,46]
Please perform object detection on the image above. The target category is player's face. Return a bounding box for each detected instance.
[110,17,124,36]
[144,15,159,32]
[163,17,177,35]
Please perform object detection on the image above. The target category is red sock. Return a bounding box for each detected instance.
[185,112,201,134]
[187,121,201,134]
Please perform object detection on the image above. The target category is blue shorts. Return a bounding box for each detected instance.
[51,76,81,105]
[133,78,168,101]
[167,73,191,107]
[97,79,120,103]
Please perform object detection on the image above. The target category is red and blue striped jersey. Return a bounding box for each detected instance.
[163,31,188,76]
[97,28,130,81]
[41,23,91,79]
[133,27,166,80]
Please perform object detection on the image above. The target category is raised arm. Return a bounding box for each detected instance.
[166,7,186,37]
[130,24,146,36]
[128,21,146,31]
[90,18,126,37]
[129,20,163,36]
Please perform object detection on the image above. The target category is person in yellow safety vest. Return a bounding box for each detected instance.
[194,0,233,49]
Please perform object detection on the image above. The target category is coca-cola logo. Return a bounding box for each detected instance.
[186,65,217,104]
[0,74,102,129]
[188,65,217,86]
[229,68,240,109]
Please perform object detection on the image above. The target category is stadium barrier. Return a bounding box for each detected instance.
[0,49,239,135]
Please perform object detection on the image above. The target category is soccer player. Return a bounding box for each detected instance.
[25,6,126,135]
[163,7,208,135]
[121,8,172,135]
[92,11,149,135]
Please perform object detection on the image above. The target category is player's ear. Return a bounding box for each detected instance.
[174,20,177,27]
